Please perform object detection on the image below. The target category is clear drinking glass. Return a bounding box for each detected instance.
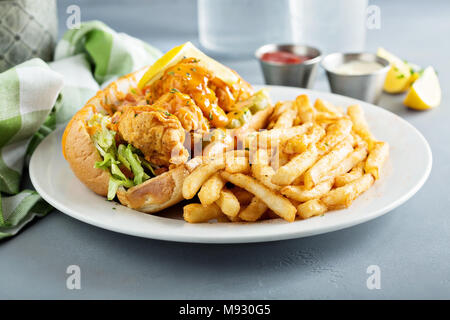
[289,0,368,55]
[198,0,291,57]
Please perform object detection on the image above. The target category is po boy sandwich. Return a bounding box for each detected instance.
[62,42,273,213]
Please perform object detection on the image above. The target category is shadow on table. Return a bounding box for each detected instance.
[95,209,397,278]
[377,92,431,118]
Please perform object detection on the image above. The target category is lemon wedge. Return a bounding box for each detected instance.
[138,42,238,89]
[404,66,441,110]
[377,47,412,93]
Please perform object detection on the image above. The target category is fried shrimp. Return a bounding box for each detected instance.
[117,105,189,166]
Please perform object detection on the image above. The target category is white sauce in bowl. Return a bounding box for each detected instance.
[334,60,384,75]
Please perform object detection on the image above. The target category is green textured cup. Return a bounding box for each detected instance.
[0,0,58,72]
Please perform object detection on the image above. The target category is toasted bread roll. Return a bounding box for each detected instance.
[63,118,110,197]
[62,63,273,214]
[117,158,200,213]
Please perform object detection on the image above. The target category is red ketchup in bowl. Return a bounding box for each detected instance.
[261,51,311,64]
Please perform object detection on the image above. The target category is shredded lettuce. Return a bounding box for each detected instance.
[243,89,271,114]
[141,158,156,176]
[111,161,128,181]
[89,115,154,200]
[250,89,271,113]
[107,177,134,201]
[226,89,271,129]
[123,144,149,185]
[95,153,116,171]
[226,108,252,129]
[92,115,116,155]
[229,89,271,116]
[117,144,131,170]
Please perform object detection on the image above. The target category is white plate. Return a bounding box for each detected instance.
[30,86,432,243]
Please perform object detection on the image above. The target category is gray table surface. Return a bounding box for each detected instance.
[1,0,449,299]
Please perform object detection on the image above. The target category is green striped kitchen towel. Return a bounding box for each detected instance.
[0,21,161,239]
[55,21,162,85]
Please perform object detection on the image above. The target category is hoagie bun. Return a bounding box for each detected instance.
[62,44,273,213]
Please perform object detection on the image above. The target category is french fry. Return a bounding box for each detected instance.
[181,92,388,225]
[202,134,233,159]
[281,179,334,202]
[198,173,226,206]
[365,141,389,180]
[314,98,343,116]
[327,146,367,178]
[304,138,353,189]
[315,111,343,122]
[335,162,364,187]
[216,188,240,217]
[225,156,250,173]
[250,149,281,191]
[231,187,253,205]
[347,104,376,150]
[272,102,297,129]
[288,198,301,208]
[316,118,353,155]
[239,196,268,222]
[295,94,316,124]
[182,156,225,199]
[318,122,330,130]
[251,161,281,191]
[264,210,280,220]
[274,124,313,145]
[221,172,297,222]
[351,132,369,149]
[283,124,326,154]
[227,214,243,222]
[297,199,328,219]
[246,123,312,149]
[321,173,374,209]
[183,203,223,223]
[225,149,249,158]
[183,94,387,224]
[292,174,304,185]
[184,156,204,172]
[250,148,270,166]
[269,148,290,171]
[268,101,294,129]
[271,145,319,186]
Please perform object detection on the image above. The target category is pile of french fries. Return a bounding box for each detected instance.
[181,94,389,223]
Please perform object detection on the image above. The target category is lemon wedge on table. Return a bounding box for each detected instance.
[404,66,441,110]
[137,42,239,89]
[377,47,414,93]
